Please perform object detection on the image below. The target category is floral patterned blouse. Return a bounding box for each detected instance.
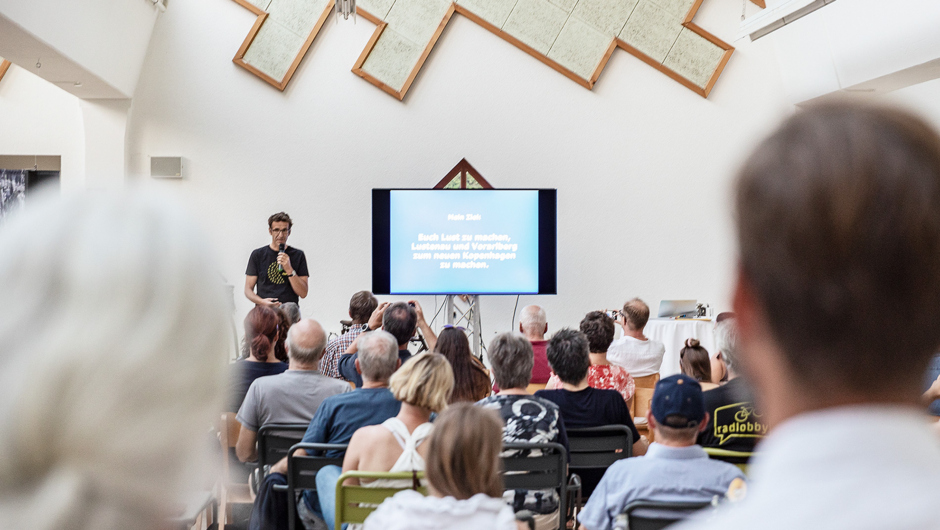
[546,364,636,404]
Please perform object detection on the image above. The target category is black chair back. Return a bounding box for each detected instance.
[622,499,713,530]
[257,424,308,470]
[567,425,633,500]
[567,425,633,467]
[286,442,348,530]
[501,442,568,530]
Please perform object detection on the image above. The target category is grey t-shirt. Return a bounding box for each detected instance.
[236,369,351,431]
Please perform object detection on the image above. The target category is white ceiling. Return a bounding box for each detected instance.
[0,13,126,99]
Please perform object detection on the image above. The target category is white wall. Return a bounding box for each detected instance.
[0,65,84,192]
[0,0,158,97]
[124,0,794,340]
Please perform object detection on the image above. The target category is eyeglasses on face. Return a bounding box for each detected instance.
[271,228,290,234]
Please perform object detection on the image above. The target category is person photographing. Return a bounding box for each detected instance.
[245,212,309,307]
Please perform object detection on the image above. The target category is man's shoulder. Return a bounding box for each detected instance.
[331,387,392,404]
[286,245,305,255]
[311,371,353,390]
[250,245,272,257]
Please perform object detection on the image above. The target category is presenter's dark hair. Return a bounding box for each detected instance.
[268,212,292,229]
[383,302,417,346]
[736,102,940,393]
[580,311,615,353]
[546,328,591,385]
[349,291,378,324]
[679,338,711,383]
[244,306,279,362]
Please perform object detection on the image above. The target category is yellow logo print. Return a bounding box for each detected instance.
[267,262,285,285]
[713,402,768,445]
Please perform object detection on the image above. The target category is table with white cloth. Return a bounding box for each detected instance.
[642,318,716,377]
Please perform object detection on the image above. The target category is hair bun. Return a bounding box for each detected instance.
[685,338,700,348]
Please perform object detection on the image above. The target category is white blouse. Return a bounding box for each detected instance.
[363,490,517,530]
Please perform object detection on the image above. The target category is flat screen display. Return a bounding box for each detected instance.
[372,189,556,295]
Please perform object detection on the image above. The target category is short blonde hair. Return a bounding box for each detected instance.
[389,352,454,413]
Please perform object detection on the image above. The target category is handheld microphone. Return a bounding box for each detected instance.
[278,243,285,272]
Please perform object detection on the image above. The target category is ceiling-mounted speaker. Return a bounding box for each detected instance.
[151,156,183,179]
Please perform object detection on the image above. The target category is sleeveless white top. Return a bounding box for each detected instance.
[349,418,433,530]
[364,417,433,487]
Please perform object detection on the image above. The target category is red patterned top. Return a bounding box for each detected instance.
[547,364,636,404]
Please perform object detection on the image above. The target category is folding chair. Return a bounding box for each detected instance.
[257,423,309,472]
[621,499,713,530]
[219,413,252,530]
[285,442,347,530]
[501,442,569,530]
[334,470,428,530]
[566,425,633,501]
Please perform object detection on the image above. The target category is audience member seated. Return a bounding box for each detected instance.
[236,319,350,463]
[228,306,289,412]
[519,305,552,384]
[268,330,403,529]
[547,311,635,404]
[477,332,569,530]
[364,403,518,530]
[339,301,437,387]
[537,329,647,454]
[272,304,293,363]
[578,375,745,530]
[538,329,648,499]
[0,192,231,529]
[320,290,377,378]
[697,320,767,458]
[281,301,302,324]
[607,298,665,377]
[340,352,454,529]
[436,326,491,403]
[679,339,718,391]
[677,104,940,530]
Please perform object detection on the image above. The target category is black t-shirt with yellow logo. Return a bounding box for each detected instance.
[246,245,308,304]
[697,377,768,457]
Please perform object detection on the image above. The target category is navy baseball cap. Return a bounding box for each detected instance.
[651,374,706,428]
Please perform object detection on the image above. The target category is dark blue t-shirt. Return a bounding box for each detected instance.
[228,360,289,412]
[300,387,401,510]
[338,348,413,387]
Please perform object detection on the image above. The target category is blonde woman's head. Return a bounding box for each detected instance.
[389,352,454,413]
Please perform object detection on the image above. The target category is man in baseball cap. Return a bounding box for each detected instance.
[577,375,745,530]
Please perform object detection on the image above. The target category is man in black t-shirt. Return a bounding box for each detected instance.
[697,319,768,459]
[244,212,309,306]
[536,328,648,498]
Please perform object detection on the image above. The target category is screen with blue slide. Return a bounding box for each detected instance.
[373,189,556,295]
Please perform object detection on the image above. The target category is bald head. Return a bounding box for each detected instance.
[286,319,327,367]
[519,305,547,340]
